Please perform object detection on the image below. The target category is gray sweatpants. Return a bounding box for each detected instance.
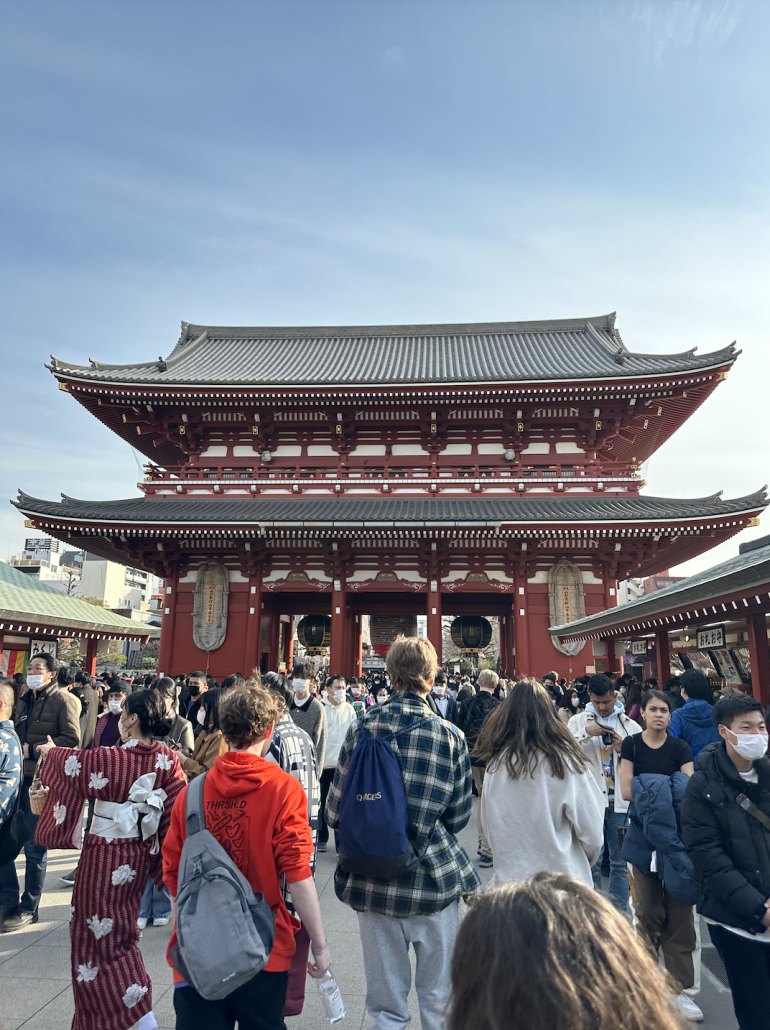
[357,900,459,1030]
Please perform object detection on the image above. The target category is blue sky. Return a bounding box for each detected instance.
[1,0,767,575]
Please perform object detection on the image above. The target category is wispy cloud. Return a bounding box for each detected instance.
[380,45,406,69]
[631,0,742,60]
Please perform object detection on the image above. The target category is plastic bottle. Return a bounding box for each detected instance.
[317,970,346,1023]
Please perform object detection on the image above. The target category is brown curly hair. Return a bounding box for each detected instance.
[219,684,282,750]
[449,872,684,1030]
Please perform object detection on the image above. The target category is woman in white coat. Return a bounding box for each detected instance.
[477,678,605,888]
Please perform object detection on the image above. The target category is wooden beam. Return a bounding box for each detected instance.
[745,612,770,707]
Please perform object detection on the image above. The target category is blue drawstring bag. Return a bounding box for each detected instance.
[337,717,431,879]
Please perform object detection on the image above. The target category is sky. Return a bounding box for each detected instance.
[0,0,768,578]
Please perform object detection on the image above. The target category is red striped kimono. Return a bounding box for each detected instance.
[35,741,185,1030]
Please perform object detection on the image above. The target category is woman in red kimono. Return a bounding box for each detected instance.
[36,689,186,1030]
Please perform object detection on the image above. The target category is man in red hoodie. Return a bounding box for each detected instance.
[163,684,332,1030]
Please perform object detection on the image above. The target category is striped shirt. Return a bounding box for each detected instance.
[267,712,320,912]
[326,692,480,917]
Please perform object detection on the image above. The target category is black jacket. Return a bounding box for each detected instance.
[458,692,501,766]
[680,741,770,935]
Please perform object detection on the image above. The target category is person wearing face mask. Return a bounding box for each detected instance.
[346,677,367,716]
[179,670,208,729]
[289,664,327,774]
[375,687,390,706]
[319,678,357,852]
[0,653,79,931]
[177,689,228,780]
[431,672,460,725]
[682,693,770,1030]
[32,690,185,1027]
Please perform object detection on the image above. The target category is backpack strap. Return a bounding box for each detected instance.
[384,717,432,742]
[736,793,770,832]
[185,771,207,836]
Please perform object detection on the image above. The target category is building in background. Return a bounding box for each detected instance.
[10,538,80,594]
[618,570,685,605]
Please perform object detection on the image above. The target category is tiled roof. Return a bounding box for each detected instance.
[14,490,767,527]
[0,561,155,637]
[48,314,738,387]
[551,534,770,641]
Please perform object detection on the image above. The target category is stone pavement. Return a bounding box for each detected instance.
[1,798,738,1029]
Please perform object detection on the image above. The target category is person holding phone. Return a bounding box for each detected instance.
[568,674,642,912]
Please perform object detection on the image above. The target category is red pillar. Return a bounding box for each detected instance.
[281,616,294,672]
[85,637,98,676]
[746,611,770,707]
[157,572,178,677]
[513,564,531,678]
[243,568,263,676]
[343,612,363,678]
[330,581,346,675]
[603,637,617,678]
[655,628,670,683]
[426,573,442,666]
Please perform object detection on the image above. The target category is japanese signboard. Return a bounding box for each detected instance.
[696,625,725,650]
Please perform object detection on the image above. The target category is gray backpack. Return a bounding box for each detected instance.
[168,772,275,1000]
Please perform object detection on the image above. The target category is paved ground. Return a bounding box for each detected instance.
[0,799,739,1029]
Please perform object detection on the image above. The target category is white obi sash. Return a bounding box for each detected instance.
[90,772,167,853]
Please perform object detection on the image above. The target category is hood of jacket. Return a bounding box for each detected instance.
[585,699,625,723]
[207,750,275,798]
[679,699,717,728]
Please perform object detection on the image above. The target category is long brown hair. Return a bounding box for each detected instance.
[449,872,684,1030]
[473,678,587,779]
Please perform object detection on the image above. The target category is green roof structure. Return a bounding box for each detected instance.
[0,561,155,640]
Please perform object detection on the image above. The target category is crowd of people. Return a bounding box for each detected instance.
[0,645,768,1030]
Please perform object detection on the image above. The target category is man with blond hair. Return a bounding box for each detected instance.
[326,636,479,1030]
[458,668,501,868]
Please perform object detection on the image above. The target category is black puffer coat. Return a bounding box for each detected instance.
[680,741,770,934]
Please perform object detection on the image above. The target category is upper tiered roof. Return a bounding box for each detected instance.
[49,313,738,388]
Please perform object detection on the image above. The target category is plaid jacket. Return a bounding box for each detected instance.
[325,692,480,917]
[267,712,320,913]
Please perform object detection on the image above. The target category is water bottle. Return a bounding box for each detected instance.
[317,970,346,1023]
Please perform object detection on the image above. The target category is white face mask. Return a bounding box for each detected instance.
[433,685,446,697]
[333,690,345,703]
[108,698,123,715]
[292,679,308,694]
[197,708,206,726]
[377,695,387,705]
[27,674,47,690]
[572,695,580,707]
[727,728,769,761]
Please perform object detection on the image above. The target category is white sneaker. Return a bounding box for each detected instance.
[674,994,703,1022]
[137,917,148,930]
[152,916,169,927]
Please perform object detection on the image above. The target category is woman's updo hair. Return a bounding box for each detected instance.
[153,676,177,699]
[124,689,173,739]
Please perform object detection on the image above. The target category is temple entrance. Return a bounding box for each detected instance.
[266,590,514,679]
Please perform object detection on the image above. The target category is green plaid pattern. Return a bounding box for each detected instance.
[325,692,481,916]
